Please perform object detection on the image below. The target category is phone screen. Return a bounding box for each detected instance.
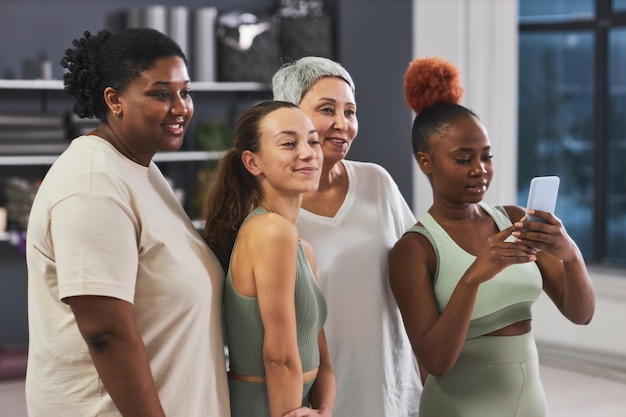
[526,176,560,223]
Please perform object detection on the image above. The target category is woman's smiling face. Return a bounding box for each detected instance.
[114,56,193,163]
[249,106,323,195]
[298,77,358,165]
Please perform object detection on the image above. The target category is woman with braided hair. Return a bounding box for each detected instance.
[389,57,595,417]
[25,28,229,416]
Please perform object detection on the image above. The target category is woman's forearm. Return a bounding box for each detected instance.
[561,250,595,324]
[68,296,165,417]
[264,356,305,417]
[87,332,166,417]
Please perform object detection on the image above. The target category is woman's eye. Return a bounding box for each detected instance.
[456,159,470,165]
[181,90,192,99]
[482,155,494,162]
[320,107,334,114]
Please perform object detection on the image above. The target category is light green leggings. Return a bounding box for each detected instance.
[229,378,315,417]
[419,331,548,417]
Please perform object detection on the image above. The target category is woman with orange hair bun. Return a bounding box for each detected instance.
[389,57,595,417]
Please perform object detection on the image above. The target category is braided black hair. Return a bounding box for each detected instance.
[60,28,187,120]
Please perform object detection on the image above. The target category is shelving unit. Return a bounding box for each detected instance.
[0,79,255,166]
[0,78,271,236]
[0,150,228,166]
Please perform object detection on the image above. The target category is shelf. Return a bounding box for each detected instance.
[0,230,20,244]
[0,79,63,90]
[153,150,226,162]
[0,155,60,165]
[0,79,270,92]
[0,150,226,166]
[190,81,271,92]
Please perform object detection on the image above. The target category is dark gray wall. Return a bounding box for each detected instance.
[0,0,413,345]
[334,0,413,203]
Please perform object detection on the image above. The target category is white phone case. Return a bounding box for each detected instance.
[526,176,560,223]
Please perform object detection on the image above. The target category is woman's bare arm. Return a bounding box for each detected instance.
[512,208,595,324]
[249,214,305,417]
[66,295,166,417]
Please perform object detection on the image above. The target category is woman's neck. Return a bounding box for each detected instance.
[317,159,345,191]
[429,201,484,223]
[258,193,303,225]
[92,122,150,166]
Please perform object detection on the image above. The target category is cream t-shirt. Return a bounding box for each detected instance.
[26,135,230,417]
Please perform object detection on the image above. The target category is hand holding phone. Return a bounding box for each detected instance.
[525,176,560,224]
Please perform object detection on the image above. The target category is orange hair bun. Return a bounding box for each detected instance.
[403,57,464,115]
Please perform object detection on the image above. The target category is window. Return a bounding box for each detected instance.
[519,0,594,23]
[518,0,626,267]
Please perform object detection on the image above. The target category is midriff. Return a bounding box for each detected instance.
[486,319,532,336]
[229,367,319,384]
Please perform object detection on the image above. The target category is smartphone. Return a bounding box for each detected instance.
[525,176,560,223]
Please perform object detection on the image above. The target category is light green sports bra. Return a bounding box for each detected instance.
[224,208,327,376]
[405,202,543,339]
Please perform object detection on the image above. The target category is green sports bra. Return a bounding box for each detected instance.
[224,208,327,376]
[405,202,543,339]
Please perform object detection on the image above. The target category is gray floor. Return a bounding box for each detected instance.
[539,357,626,417]
[1,357,625,417]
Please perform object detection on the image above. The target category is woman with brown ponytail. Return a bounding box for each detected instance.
[203,100,335,417]
[389,57,595,417]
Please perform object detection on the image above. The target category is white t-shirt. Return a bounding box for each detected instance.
[25,135,230,417]
[297,160,422,417]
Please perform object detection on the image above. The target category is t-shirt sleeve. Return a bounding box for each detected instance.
[393,187,417,234]
[377,165,416,236]
[51,192,139,303]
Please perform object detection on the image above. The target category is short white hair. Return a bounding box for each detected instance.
[272,56,355,105]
